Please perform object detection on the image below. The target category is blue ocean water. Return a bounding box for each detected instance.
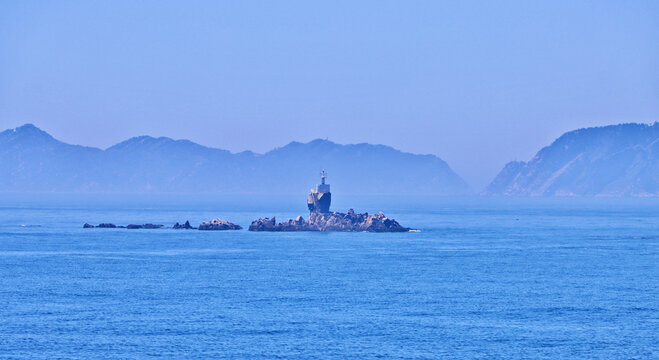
[0,195,657,359]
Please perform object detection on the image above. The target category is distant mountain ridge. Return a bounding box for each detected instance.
[485,123,659,197]
[0,124,469,194]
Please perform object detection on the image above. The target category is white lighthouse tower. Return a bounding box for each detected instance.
[307,171,332,213]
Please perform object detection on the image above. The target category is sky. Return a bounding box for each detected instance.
[1,1,658,189]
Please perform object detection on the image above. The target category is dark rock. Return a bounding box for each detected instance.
[249,210,411,232]
[247,217,276,231]
[84,222,161,229]
[173,221,195,229]
[198,218,242,230]
[126,223,164,229]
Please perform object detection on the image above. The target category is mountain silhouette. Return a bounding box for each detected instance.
[0,124,468,194]
[486,123,659,196]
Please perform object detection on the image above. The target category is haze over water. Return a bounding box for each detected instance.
[2,1,658,188]
[1,1,658,358]
[1,195,656,359]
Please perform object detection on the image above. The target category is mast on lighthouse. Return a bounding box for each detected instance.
[317,171,330,193]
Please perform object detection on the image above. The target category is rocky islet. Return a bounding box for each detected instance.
[198,218,242,231]
[82,210,412,233]
[83,174,413,232]
[248,209,410,232]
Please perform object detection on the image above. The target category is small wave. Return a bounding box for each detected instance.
[0,248,257,257]
[19,224,42,228]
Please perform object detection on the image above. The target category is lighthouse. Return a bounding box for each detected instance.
[307,171,332,213]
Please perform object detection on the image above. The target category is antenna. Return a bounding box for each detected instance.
[320,170,327,184]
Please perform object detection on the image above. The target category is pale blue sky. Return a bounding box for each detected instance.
[1,1,657,188]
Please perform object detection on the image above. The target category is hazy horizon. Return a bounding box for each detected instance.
[2,3,658,358]
[2,1,658,189]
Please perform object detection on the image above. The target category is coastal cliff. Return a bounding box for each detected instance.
[485,123,659,196]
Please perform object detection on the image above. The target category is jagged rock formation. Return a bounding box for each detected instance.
[249,209,410,232]
[83,223,119,228]
[84,220,240,230]
[83,223,163,229]
[173,221,195,229]
[126,224,164,229]
[485,123,659,196]
[198,218,242,230]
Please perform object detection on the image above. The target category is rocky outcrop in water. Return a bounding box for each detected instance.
[83,222,164,229]
[173,221,195,229]
[83,223,120,228]
[126,223,164,229]
[248,209,410,232]
[198,218,242,230]
[84,219,241,230]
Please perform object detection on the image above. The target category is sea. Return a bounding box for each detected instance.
[0,194,657,359]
